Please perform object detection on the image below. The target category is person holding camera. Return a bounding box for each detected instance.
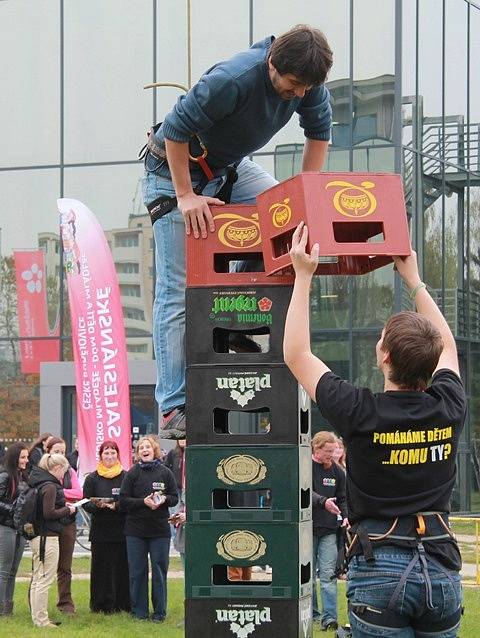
[119,436,178,622]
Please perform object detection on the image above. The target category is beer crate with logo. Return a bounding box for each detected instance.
[185,596,313,637]
[185,364,311,446]
[186,445,311,522]
[185,203,295,287]
[185,284,292,365]
[185,520,312,599]
[256,171,410,276]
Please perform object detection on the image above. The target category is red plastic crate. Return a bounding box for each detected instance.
[256,172,411,275]
[186,204,294,286]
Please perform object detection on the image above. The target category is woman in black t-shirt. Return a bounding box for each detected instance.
[119,436,178,622]
[82,440,130,613]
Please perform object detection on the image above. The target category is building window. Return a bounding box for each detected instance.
[149,238,155,249]
[116,262,139,274]
[115,233,139,248]
[123,307,145,321]
[127,343,148,353]
[148,267,154,278]
[120,284,141,297]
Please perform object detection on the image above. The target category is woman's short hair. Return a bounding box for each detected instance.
[99,439,121,461]
[134,435,161,462]
[38,453,69,474]
[382,311,443,391]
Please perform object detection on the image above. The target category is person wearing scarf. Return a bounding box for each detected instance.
[119,435,178,622]
[82,440,130,613]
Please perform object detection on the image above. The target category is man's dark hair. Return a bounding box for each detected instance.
[381,311,443,391]
[269,24,333,86]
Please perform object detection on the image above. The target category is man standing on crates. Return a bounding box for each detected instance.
[283,223,465,637]
[141,25,333,439]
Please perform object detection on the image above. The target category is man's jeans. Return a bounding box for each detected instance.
[0,525,26,610]
[126,535,170,620]
[312,533,338,626]
[142,158,277,414]
[347,546,463,637]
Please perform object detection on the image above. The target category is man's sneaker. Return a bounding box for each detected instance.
[228,333,262,353]
[161,407,186,440]
[323,620,338,631]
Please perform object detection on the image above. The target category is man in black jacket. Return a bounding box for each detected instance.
[312,431,347,630]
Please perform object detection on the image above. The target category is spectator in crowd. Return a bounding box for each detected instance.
[120,435,178,622]
[28,433,53,473]
[45,436,83,614]
[67,438,79,473]
[311,431,348,631]
[0,443,6,472]
[333,436,346,471]
[83,440,130,613]
[28,453,76,628]
[164,440,185,496]
[0,442,29,615]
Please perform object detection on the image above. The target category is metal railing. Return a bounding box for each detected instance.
[450,516,480,585]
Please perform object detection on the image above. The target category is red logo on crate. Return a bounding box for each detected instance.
[258,297,272,312]
[213,211,261,248]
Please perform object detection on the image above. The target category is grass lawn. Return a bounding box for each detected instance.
[4,578,480,637]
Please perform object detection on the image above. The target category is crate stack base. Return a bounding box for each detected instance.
[185,204,313,637]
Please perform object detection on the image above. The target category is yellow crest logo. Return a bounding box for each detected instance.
[217,455,267,486]
[326,180,377,218]
[216,530,267,562]
[213,211,261,248]
[270,198,292,228]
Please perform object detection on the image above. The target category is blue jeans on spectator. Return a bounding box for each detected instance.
[312,533,338,626]
[126,535,170,620]
[347,546,463,637]
[0,525,26,612]
[142,158,277,413]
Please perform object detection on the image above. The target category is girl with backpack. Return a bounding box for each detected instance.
[45,437,83,614]
[28,453,76,628]
[0,442,29,616]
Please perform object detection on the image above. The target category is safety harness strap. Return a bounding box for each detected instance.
[146,164,239,227]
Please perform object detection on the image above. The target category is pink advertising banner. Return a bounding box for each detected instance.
[14,250,60,374]
[58,198,132,476]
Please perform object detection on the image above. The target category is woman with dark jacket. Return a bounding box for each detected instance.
[0,442,29,615]
[27,433,53,473]
[82,440,130,613]
[45,436,83,614]
[120,435,178,622]
[28,453,75,628]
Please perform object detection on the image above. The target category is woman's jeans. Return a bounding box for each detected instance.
[126,535,170,620]
[347,546,463,637]
[142,158,277,414]
[0,525,26,611]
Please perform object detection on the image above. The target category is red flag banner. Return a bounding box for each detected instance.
[13,250,60,374]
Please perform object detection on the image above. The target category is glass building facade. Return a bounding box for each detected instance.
[0,0,479,510]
